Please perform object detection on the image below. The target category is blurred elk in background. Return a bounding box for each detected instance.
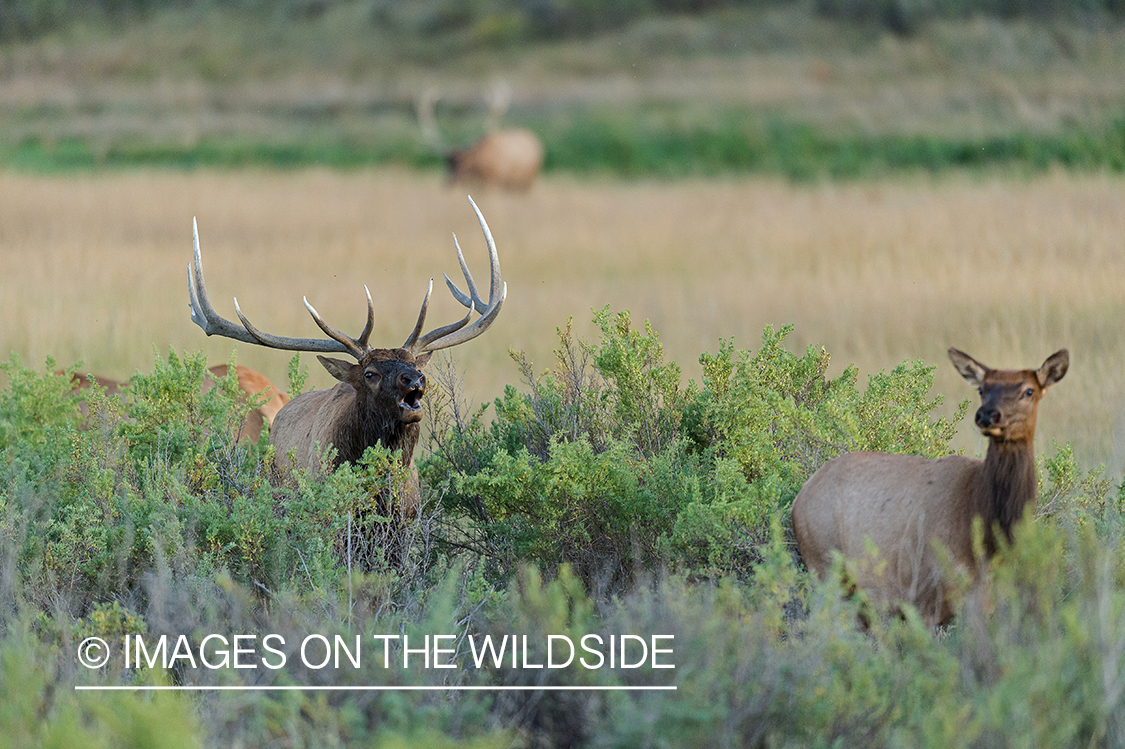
[416,82,544,191]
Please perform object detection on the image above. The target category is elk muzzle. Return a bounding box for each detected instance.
[974,385,1008,437]
[975,406,1001,430]
[398,371,426,423]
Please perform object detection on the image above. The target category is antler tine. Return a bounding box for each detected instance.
[418,286,504,353]
[189,217,267,345]
[303,295,372,359]
[402,278,475,353]
[416,85,447,154]
[470,194,502,309]
[443,196,499,313]
[412,301,474,352]
[408,195,506,355]
[402,279,432,351]
[358,285,375,349]
[443,234,483,311]
[187,218,358,357]
[485,80,512,132]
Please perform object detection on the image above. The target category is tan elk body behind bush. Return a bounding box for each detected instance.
[791,348,1068,625]
[67,364,288,442]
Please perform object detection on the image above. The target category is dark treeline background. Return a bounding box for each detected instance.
[2,0,1124,42]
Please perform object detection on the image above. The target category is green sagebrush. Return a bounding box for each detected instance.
[0,313,1123,747]
[427,309,966,586]
[0,349,412,604]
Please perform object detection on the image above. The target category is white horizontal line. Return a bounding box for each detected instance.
[75,685,676,692]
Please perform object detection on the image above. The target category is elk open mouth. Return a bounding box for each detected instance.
[399,388,424,422]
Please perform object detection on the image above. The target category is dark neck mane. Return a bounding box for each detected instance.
[975,438,1037,556]
[330,387,420,469]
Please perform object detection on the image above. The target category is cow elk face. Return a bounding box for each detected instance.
[949,348,1069,443]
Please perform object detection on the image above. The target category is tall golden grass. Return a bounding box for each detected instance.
[1,169,1122,473]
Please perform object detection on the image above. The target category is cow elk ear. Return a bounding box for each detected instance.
[317,356,358,384]
[948,348,989,388]
[1036,349,1069,389]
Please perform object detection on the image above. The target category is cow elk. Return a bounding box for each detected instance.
[67,371,125,399]
[203,365,290,443]
[67,365,288,443]
[791,347,1069,626]
[187,196,505,519]
[65,371,126,424]
[416,83,544,192]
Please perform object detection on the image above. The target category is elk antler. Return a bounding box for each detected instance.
[484,80,512,132]
[188,220,371,356]
[402,195,506,355]
[415,86,447,154]
[187,195,505,360]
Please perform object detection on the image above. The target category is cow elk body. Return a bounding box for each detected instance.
[791,348,1069,625]
[67,371,125,400]
[417,85,544,192]
[68,365,288,443]
[204,364,290,443]
[187,197,505,518]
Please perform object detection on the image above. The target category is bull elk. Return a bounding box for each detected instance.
[187,196,505,518]
[416,83,544,192]
[791,347,1069,625]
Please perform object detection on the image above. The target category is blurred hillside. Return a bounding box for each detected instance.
[0,0,1124,176]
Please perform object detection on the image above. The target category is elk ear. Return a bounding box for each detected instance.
[317,355,358,384]
[948,348,989,388]
[1036,349,1069,389]
[413,352,432,368]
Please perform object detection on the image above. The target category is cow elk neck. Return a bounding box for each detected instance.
[950,347,1069,554]
[186,196,505,482]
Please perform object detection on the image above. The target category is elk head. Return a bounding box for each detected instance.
[948,348,1069,444]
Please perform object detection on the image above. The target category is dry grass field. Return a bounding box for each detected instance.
[1,168,1123,474]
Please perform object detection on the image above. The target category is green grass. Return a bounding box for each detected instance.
[0,134,430,172]
[543,110,1125,179]
[5,111,1125,179]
